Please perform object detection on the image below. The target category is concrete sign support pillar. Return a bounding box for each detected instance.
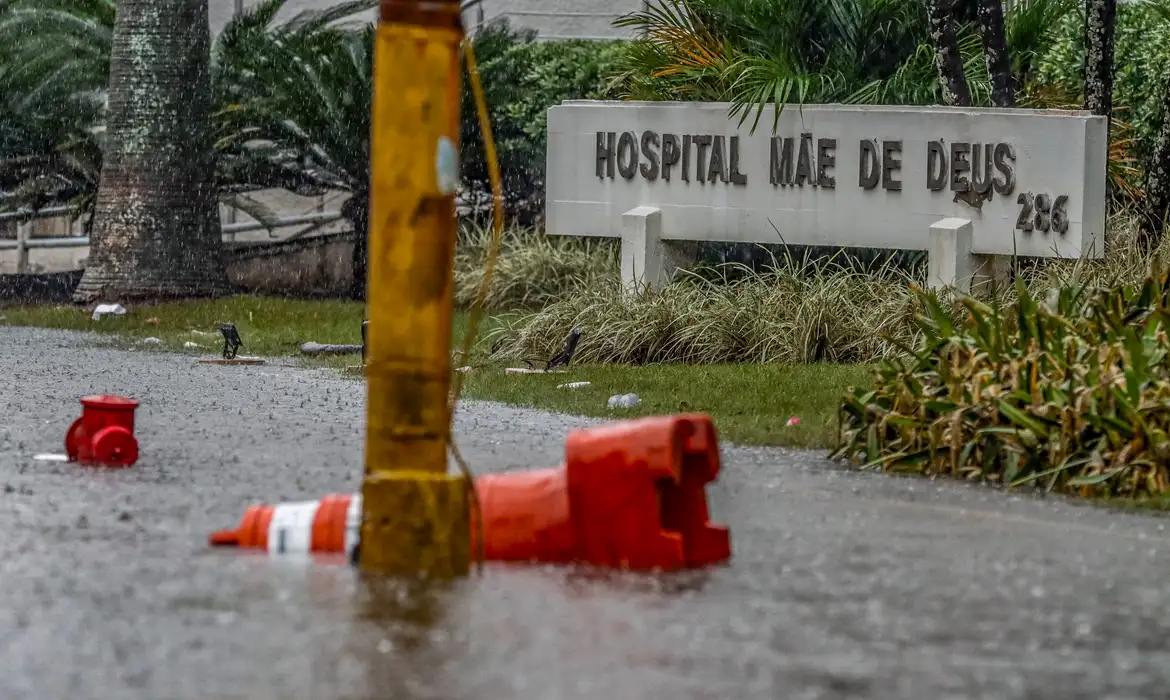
[620,206,696,296]
[928,217,1011,295]
[928,218,975,293]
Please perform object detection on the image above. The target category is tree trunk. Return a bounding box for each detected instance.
[1084,0,1117,119]
[1140,77,1170,252]
[344,194,370,301]
[928,0,973,107]
[73,0,228,302]
[976,0,1014,107]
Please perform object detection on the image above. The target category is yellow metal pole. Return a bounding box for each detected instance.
[360,0,470,577]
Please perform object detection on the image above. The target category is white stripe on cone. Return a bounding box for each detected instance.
[343,495,362,559]
[264,494,363,558]
[267,501,321,555]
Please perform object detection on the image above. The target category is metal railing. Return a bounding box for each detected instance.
[0,210,343,274]
[458,0,641,40]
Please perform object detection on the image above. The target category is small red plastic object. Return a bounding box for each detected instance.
[64,394,140,468]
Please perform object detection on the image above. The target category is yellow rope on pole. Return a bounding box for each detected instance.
[447,37,504,574]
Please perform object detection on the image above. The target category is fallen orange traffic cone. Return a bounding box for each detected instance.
[209,414,732,572]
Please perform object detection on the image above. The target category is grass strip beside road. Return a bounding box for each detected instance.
[1,295,870,449]
[459,363,870,449]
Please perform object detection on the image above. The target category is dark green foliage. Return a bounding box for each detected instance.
[460,22,625,225]
[1036,1,1170,164]
[0,0,111,218]
[613,0,1075,132]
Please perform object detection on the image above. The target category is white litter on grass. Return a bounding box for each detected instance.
[91,303,126,321]
[607,393,641,409]
[557,381,591,389]
[455,366,473,373]
[184,341,204,349]
[190,329,208,336]
[33,453,69,462]
[141,337,162,344]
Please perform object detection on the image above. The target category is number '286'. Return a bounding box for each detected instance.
[1015,192,1069,234]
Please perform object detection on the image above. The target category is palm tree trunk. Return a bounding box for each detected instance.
[73,0,228,302]
[1140,77,1170,253]
[344,194,370,300]
[1084,0,1117,118]
[976,0,1014,107]
[927,0,973,107]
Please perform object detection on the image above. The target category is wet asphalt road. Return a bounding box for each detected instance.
[2,327,1170,700]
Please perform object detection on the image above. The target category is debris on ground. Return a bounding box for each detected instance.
[145,317,161,325]
[183,341,203,349]
[506,367,566,375]
[607,393,641,409]
[33,453,68,462]
[91,303,126,321]
[557,381,591,389]
[546,326,583,371]
[300,341,363,356]
[787,417,801,426]
[219,323,243,360]
[197,357,266,366]
[455,366,473,373]
[141,337,162,344]
[189,329,208,336]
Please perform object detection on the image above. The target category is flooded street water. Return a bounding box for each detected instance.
[2,327,1170,700]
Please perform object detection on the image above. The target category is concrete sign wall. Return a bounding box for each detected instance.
[546,101,1108,261]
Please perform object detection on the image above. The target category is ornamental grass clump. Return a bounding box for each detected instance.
[488,256,921,365]
[834,264,1170,499]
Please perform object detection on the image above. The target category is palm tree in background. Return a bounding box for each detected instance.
[215,0,377,299]
[0,0,376,297]
[0,0,112,224]
[73,0,229,300]
[614,0,1075,131]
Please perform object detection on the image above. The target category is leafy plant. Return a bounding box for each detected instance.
[1036,0,1170,163]
[834,263,1170,499]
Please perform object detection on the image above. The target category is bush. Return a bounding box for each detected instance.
[834,262,1170,500]
[454,226,617,310]
[461,24,626,225]
[1036,2,1170,163]
[488,254,922,365]
[488,213,1170,366]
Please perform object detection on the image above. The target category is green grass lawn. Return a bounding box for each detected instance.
[459,362,870,448]
[2,295,870,448]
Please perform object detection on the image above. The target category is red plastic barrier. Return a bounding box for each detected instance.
[563,413,731,571]
[65,395,140,468]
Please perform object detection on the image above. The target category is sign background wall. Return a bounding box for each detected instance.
[546,101,1108,259]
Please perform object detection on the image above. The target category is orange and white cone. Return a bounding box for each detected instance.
[209,493,361,559]
[210,414,732,572]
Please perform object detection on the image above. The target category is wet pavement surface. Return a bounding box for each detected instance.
[2,326,1170,700]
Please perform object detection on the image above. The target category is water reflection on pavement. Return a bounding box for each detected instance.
[2,328,1170,700]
